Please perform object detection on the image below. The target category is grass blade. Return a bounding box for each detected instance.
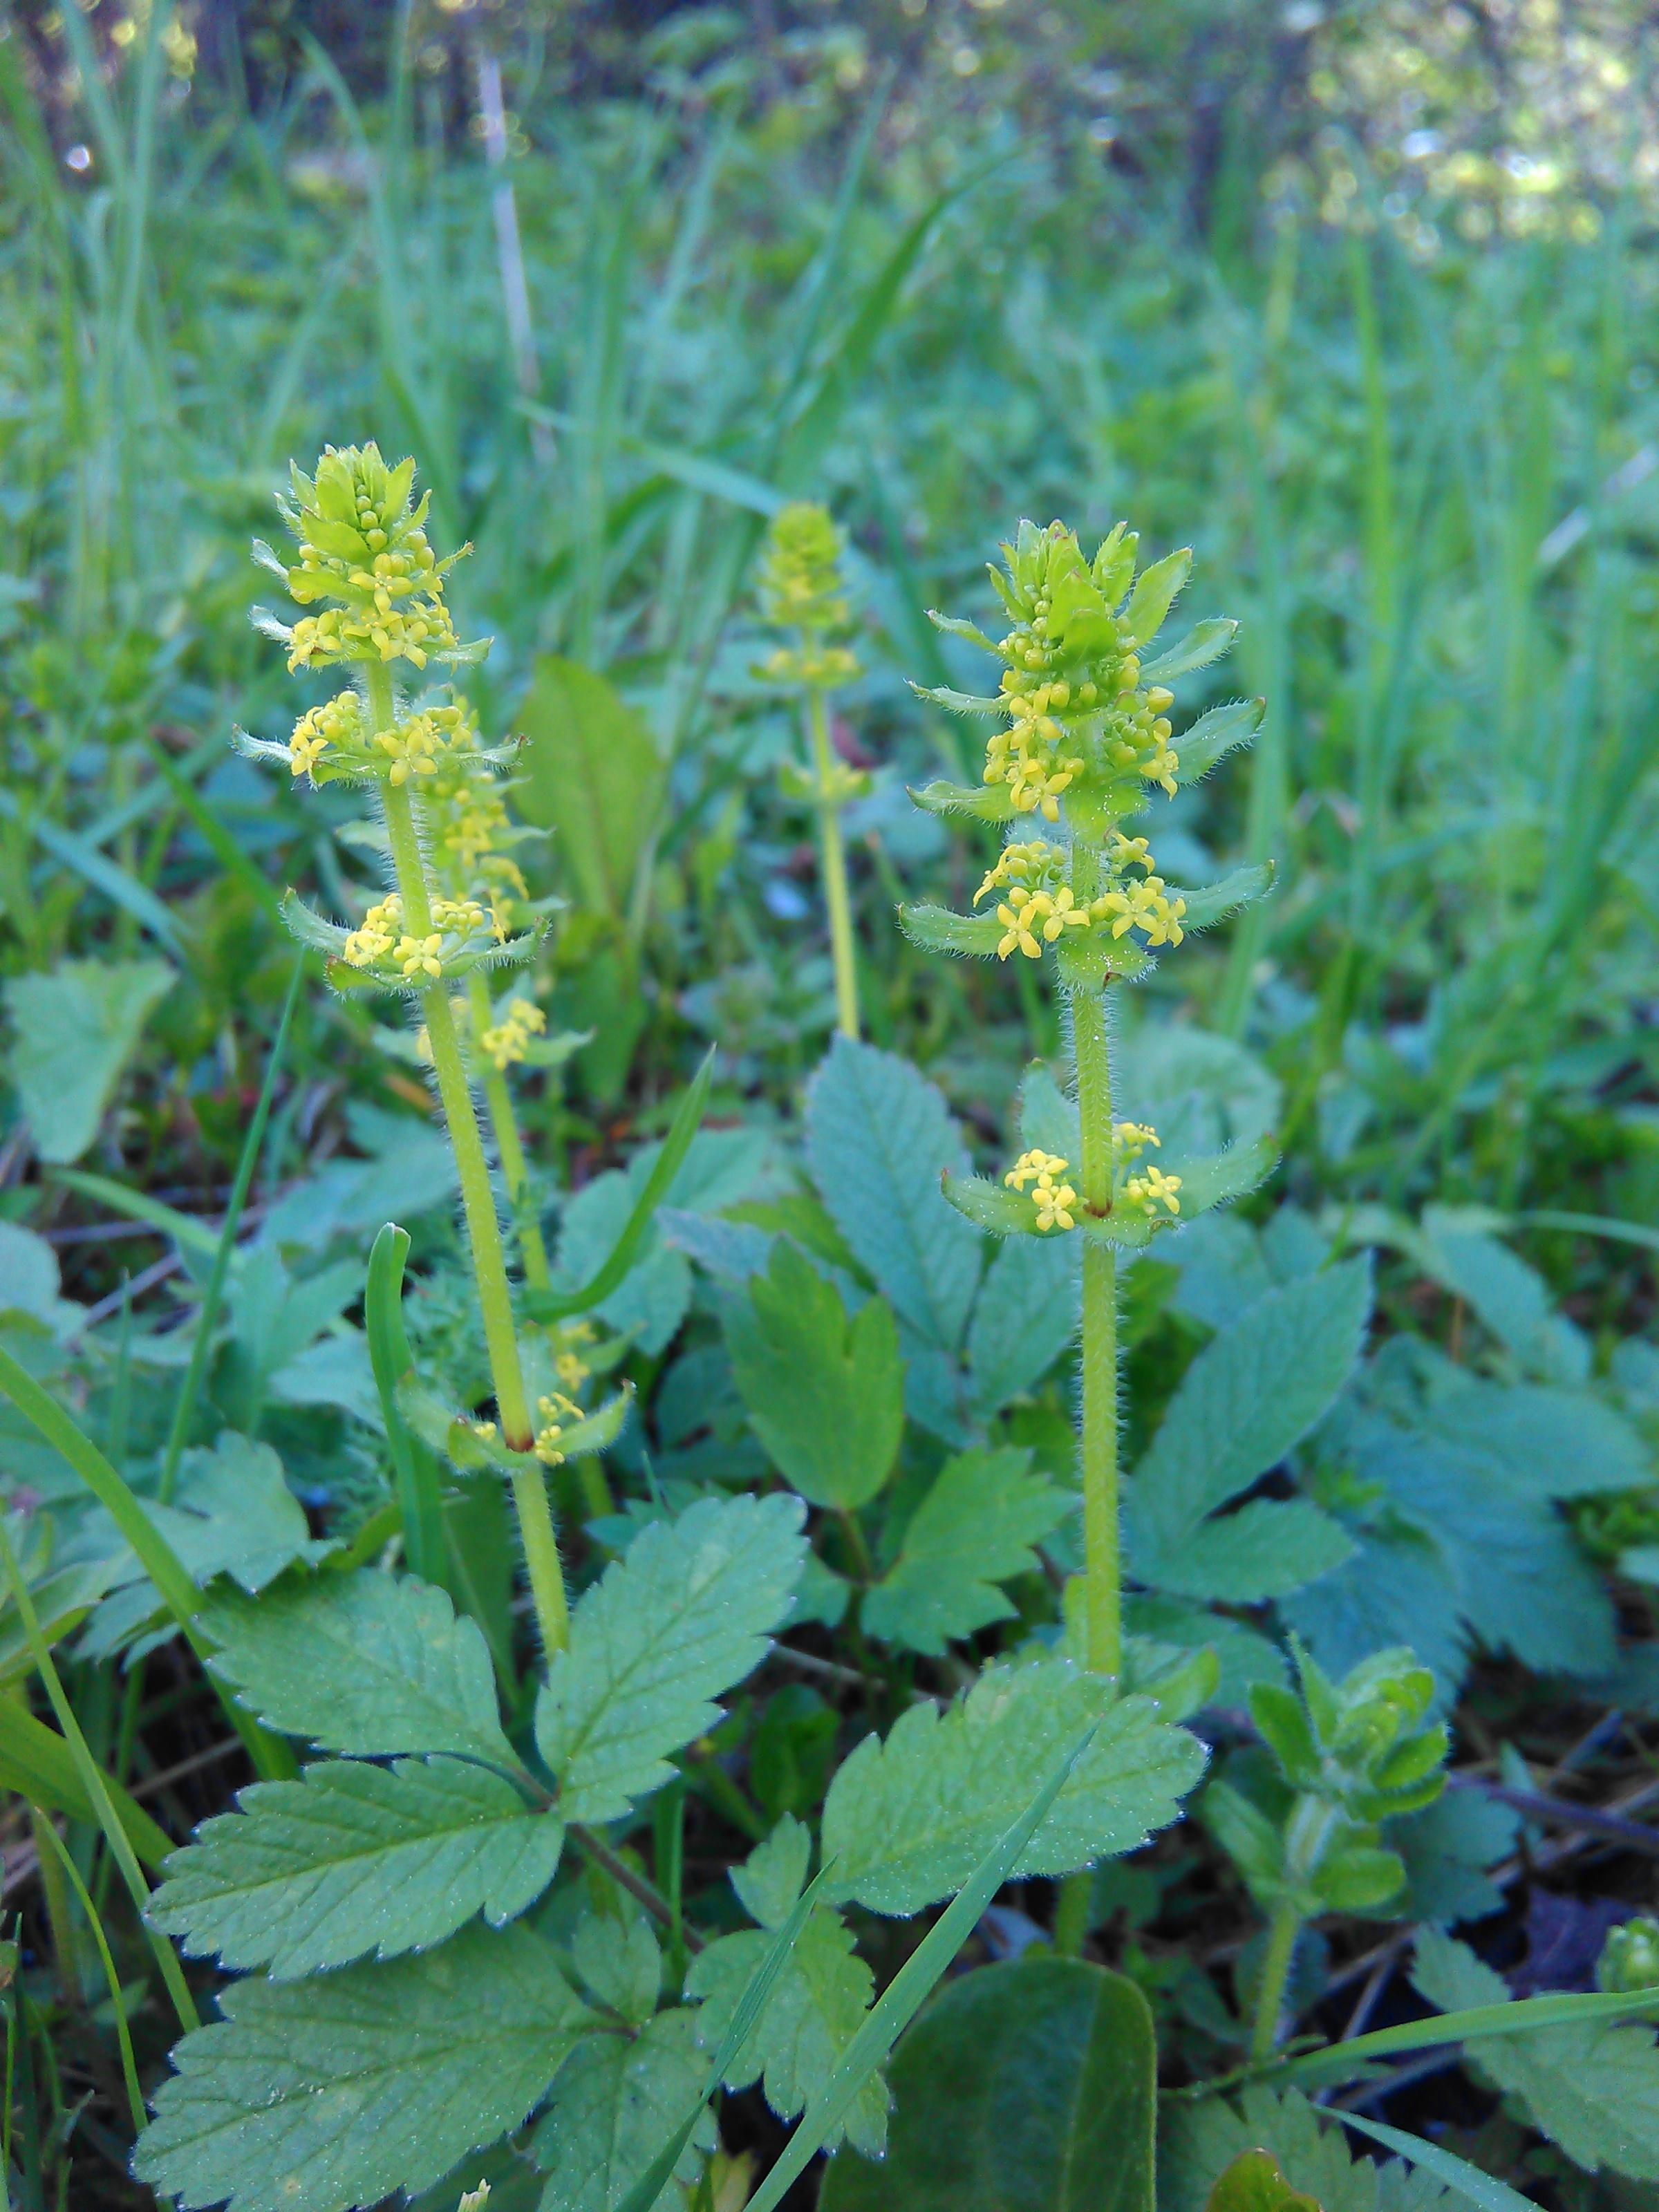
[49,1170,223,1259]
[365,1223,445,1582]
[743,1718,1103,2212]
[0,790,183,957]
[0,1516,197,2035]
[1325,2110,1537,2212]
[526,1046,715,1322]
[0,1702,170,1873]
[158,955,303,1501]
[29,1817,145,2133]
[1273,1985,1659,2091]
[615,1864,836,2212]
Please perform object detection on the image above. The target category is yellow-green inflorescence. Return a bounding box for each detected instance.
[910,516,1261,1703]
[246,441,577,1658]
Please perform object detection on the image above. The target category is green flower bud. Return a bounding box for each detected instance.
[1598,1916,1659,1994]
[757,501,859,686]
[265,442,467,673]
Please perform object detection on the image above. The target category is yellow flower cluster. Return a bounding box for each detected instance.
[1113,1121,1182,1217]
[532,1390,583,1466]
[758,502,860,690]
[479,997,545,1071]
[340,893,491,984]
[985,680,1087,820]
[284,690,480,789]
[1004,1148,1078,1231]
[975,834,1186,960]
[1000,1125,1181,1232]
[277,444,463,672]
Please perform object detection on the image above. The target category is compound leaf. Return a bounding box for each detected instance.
[536,1494,806,1823]
[821,1658,1204,1916]
[1127,1262,1370,1582]
[688,1909,884,2157]
[1161,2083,1451,2212]
[149,1758,563,1978]
[203,1570,515,1768]
[1412,1931,1659,2179]
[726,1244,904,1508]
[133,1923,594,2212]
[862,1447,1074,1655]
[530,2009,713,2212]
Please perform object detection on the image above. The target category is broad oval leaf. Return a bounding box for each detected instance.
[819,1958,1155,2212]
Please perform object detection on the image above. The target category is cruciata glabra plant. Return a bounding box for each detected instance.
[903,517,1275,1684]
[241,443,616,1649]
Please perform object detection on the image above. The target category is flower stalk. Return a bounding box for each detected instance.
[759,502,866,1041]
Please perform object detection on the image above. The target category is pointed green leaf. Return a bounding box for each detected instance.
[1123,547,1192,646]
[898,903,1007,957]
[1174,699,1266,786]
[1140,617,1239,684]
[908,778,1017,823]
[1177,863,1274,934]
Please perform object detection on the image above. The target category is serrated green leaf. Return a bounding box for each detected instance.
[1150,1499,1355,1606]
[726,1244,904,1508]
[820,1956,1155,2212]
[1161,2084,1452,2212]
[862,1448,1074,1655]
[531,2009,714,2212]
[1127,1261,1371,1584]
[148,1758,563,1978]
[805,1036,982,1350]
[688,1909,885,2156]
[203,1571,517,1768]
[907,779,1016,822]
[572,1904,663,2027]
[1173,699,1267,787]
[133,1924,594,2212]
[897,902,1007,958]
[821,1657,1204,1915]
[536,1494,806,1823]
[1411,1931,1659,2179]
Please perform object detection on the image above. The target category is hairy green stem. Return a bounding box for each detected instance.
[1068,847,1121,1680]
[1052,1870,1091,1958]
[1251,1898,1302,2063]
[369,668,570,1658]
[465,971,552,1288]
[807,688,859,1039]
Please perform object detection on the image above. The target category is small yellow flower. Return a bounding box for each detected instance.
[532,1390,583,1466]
[1125,1165,1183,1216]
[1032,1174,1077,1232]
[478,997,545,1071]
[555,1350,590,1393]
[1005,1148,1069,1192]
[396,933,444,980]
